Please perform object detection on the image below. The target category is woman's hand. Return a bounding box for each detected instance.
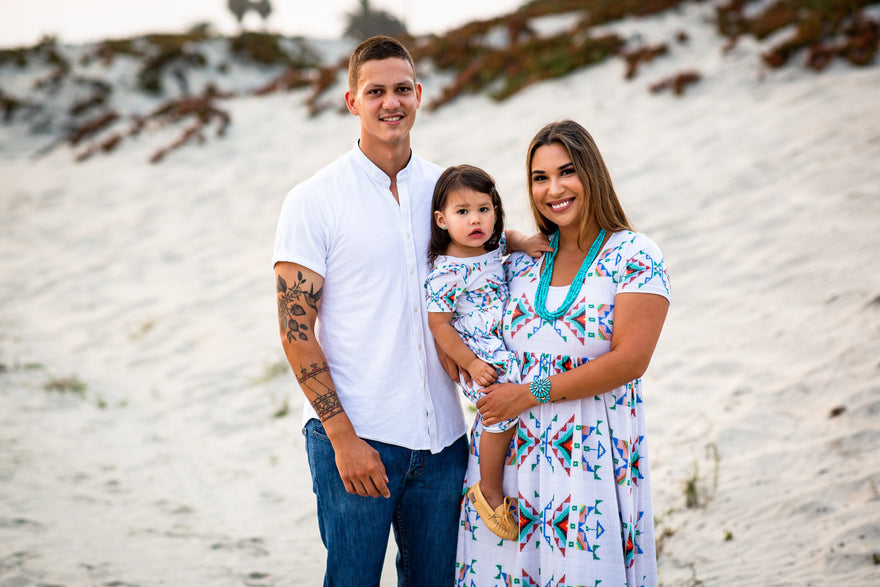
[468,358,499,387]
[477,382,537,425]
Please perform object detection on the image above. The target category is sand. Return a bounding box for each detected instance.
[1,2,879,585]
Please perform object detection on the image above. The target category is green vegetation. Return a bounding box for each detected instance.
[683,443,720,509]
[229,32,289,65]
[717,0,879,69]
[272,398,290,419]
[253,360,289,385]
[6,0,876,163]
[43,375,87,395]
[137,32,210,94]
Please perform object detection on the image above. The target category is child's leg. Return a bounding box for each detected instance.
[478,427,516,511]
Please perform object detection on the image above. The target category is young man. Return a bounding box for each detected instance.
[272,36,468,586]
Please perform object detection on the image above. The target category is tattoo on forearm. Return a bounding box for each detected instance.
[298,361,343,421]
[277,272,322,343]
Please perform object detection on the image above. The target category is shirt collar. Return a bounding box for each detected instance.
[351,141,413,185]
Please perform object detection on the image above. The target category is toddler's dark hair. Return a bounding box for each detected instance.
[427,164,505,268]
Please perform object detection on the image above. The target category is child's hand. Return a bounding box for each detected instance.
[467,358,499,387]
[521,232,554,258]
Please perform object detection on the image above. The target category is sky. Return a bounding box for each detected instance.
[0,0,526,48]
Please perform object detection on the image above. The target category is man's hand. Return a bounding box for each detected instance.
[330,430,391,498]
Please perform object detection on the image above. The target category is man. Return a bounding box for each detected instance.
[272,36,468,586]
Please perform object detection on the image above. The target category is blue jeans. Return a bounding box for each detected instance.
[304,419,468,587]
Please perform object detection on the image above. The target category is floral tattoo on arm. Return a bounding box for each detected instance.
[277,272,343,421]
[277,271,322,343]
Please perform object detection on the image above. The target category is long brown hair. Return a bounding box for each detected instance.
[526,119,632,245]
[427,165,505,268]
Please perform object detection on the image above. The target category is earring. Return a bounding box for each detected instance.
[441,225,446,230]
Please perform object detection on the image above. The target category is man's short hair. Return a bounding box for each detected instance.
[348,35,416,92]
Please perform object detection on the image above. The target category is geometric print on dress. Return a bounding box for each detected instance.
[489,563,516,587]
[560,298,588,344]
[623,248,669,292]
[589,303,613,341]
[578,420,605,481]
[607,380,640,417]
[549,415,575,476]
[454,557,477,587]
[513,418,540,470]
[506,295,581,343]
[460,494,479,541]
[570,499,604,560]
[515,413,574,474]
[522,573,599,587]
[505,252,538,280]
[609,430,646,489]
[620,509,648,570]
[620,434,646,488]
[518,353,588,383]
[611,435,631,486]
[424,267,462,312]
[517,493,541,552]
[547,495,572,555]
[516,492,571,555]
[594,247,617,279]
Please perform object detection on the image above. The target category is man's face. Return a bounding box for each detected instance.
[345,58,422,149]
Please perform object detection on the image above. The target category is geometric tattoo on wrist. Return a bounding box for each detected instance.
[298,361,343,421]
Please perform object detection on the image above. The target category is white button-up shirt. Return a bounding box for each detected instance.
[273,143,466,452]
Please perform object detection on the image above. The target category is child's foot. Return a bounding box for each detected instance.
[467,481,518,540]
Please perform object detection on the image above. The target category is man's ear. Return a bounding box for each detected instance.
[344,90,358,116]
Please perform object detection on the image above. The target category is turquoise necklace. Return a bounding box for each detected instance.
[534,229,606,321]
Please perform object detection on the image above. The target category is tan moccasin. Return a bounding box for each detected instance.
[467,481,518,540]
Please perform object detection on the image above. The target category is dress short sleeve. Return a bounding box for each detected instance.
[424,262,465,313]
[616,232,670,300]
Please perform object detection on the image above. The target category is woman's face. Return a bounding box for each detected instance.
[530,143,587,230]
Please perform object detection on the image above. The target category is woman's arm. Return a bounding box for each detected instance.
[428,312,498,387]
[477,292,669,425]
[275,261,390,498]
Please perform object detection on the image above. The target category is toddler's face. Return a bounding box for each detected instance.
[435,188,496,258]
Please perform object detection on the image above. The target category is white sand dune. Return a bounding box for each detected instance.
[1,3,879,585]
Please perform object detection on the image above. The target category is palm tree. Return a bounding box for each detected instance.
[343,0,407,40]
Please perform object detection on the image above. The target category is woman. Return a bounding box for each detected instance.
[454,119,670,586]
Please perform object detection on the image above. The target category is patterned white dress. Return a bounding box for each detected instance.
[424,240,520,433]
[455,230,670,587]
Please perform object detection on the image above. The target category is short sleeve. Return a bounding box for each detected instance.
[272,185,329,276]
[616,233,671,300]
[499,231,508,256]
[504,251,538,281]
[424,263,465,313]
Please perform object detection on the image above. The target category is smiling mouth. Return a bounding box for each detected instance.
[380,114,403,122]
[549,198,574,211]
